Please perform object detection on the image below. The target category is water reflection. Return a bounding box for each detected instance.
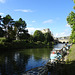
[0,48,52,75]
[0,43,64,75]
[0,52,30,75]
[54,43,65,48]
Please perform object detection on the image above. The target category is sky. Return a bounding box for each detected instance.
[0,0,75,37]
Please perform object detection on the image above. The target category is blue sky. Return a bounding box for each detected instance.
[0,0,74,37]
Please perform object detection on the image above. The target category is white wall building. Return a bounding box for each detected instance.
[41,28,51,34]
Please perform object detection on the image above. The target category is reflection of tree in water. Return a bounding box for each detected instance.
[20,48,52,61]
[0,48,52,75]
[32,48,52,60]
[0,52,30,75]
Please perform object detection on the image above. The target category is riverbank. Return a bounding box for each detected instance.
[0,39,54,51]
[57,44,75,75]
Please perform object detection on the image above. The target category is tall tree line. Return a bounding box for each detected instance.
[0,15,29,42]
[33,30,54,43]
[0,14,54,43]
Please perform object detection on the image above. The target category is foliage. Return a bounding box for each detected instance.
[0,14,54,50]
[67,11,75,27]
[44,32,54,43]
[33,30,45,42]
[2,15,16,41]
[0,37,5,43]
[15,18,29,40]
[0,27,6,37]
[29,35,33,42]
[70,32,75,41]
[73,0,75,3]
[73,6,75,10]
[0,14,29,42]
[33,30,54,45]
[67,11,75,42]
[3,15,13,25]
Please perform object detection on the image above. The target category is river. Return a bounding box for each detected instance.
[0,43,65,75]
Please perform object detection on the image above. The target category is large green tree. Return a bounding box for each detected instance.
[15,18,29,40]
[44,32,54,43]
[0,15,29,41]
[2,14,15,40]
[33,30,45,42]
[67,6,75,43]
[67,11,75,27]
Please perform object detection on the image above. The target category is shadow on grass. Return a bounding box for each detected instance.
[57,61,75,75]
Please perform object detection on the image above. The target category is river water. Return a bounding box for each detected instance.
[0,43,65,75]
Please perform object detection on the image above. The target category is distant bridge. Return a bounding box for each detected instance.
[54,36,70,43]
[58,39,69,43]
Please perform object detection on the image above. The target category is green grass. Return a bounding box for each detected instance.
[0,37,6,43]
[67,44,75,61]
[58,44,75,75]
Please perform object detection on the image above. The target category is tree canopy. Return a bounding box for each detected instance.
[0,14,29,41]
[33,30,45,42]
[33,30,54,43]
[15,18,28,40]
[66,0,75,43]
[67,11,75,27]
[44,32,54,43]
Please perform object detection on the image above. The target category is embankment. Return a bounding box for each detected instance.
[58,44,75,75]
[0,40,53,51]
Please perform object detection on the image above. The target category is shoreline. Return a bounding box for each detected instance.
[0,40,54,51]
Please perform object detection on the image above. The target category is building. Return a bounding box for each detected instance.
[41,28,51,34]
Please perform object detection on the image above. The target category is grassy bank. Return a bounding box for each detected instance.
[67,44,75,61]
[58,44,75,75]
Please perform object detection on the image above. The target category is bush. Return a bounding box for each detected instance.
[73,39,75,43]
[0,37,6,42]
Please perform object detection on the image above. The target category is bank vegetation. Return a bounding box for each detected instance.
[0,15,54,51]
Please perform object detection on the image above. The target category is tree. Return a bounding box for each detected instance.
[0,27,5,37]
[0,15,3,26]
[67,11,75,27]
[33,30,45,42]
[0,16,5,37]
[44,32,54,43]
[73,0,75,3]
[19,30,30,40]
[29,35,33,42]
[67,11,75,42]
[15,18,28,40]
[0,14,29,42]
[2,14,15,41]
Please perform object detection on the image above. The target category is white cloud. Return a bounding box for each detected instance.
[14,9,33,12]
[27,24,33,26]
[0,12,4,15]
[26,27,42,34]
[0,0,5,3]
[55,32,65,37]
[54,24,71,37]
[43,19,53,24]
[66,24,70,27]
[32,20,36,23]
[54,30,71,37]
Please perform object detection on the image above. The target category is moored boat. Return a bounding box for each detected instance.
[50,48,62,63]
